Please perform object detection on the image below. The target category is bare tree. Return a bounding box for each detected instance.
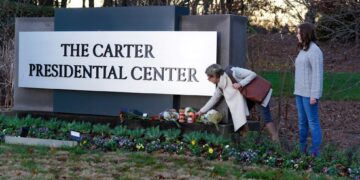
[316,0,360,44]
[38,0,54,6]
[61,0,67,7]
[0,39,14,109]
[283,0,316,24]
[89,0,94,7]
[103,0,114,7]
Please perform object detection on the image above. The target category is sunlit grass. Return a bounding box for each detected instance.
[260,71,360,101]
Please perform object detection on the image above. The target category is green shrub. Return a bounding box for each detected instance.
[183,131,204,144]
[313,157,329,173]
[103,138,118,151]
[128,128,145,139]
[92,123,111,136]
[112,125,128,137]
[203,133,231,148]
[1,116,21,135]
[45,118,64,132]
[162,129,181,142]
[320,144,338,163]
[22,115,42,128]
[237,131,262,150]
[343,147,360,167]
[144,126,162,141]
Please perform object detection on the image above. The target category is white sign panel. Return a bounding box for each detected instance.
[19,31,217,96]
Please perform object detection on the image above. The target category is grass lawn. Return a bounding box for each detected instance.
[0,144,346,179]
[260,71,360,101]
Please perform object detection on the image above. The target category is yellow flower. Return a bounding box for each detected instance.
[208,148,214,154]
[80,140,87,146]
[191,140,196,146]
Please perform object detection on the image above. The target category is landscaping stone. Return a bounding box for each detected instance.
[5,136,78,147]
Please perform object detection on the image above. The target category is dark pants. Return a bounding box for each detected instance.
[246,99,272,123]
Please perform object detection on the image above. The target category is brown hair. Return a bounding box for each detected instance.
[297,22,317,51]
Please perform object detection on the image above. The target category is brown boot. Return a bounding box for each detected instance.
[265,122,279,142]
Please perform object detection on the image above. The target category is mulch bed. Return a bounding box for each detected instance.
[264,98,360,150]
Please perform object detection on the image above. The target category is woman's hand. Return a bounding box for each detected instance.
[232,83,242,89]
[196,111,205,116]
[310,97,317,105]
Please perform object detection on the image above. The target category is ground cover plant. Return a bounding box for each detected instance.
[0,114,359,179]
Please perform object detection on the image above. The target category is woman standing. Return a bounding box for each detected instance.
[294,22,323,157]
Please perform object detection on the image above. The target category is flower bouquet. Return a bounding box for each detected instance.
[159,109,180,127]
[119,109,149,123]
[198,109,223,130]
[184,107,197,123]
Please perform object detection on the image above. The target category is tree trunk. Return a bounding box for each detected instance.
[191,0,200,15]
[203,0,211,14]
[61,0,67,8]
[103,0,113,7]
[121,0,128,6]
[89,0,94,7]
[219,0,225,14]
[304,0,316,24]
[239,0,245,15]
[226,0,233,14]
[43,0,54,6]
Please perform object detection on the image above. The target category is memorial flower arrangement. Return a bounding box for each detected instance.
[184,107,197,123]
[159,109,180,127]
[118,107,225,133]
[159,109,179,122]
[198,109,223,130]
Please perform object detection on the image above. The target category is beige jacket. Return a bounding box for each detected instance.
[199,67,272,131]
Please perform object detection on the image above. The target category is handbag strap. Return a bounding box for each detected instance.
[224,66,237,84]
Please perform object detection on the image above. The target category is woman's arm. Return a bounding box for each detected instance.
[198,87,223,114]
[309,47,324,103]
[231,67,257,87]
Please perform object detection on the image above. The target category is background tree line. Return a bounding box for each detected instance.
[3,0,358,42]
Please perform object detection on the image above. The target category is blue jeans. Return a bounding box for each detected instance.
[295,95,322,156]
[247,99,272,124]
